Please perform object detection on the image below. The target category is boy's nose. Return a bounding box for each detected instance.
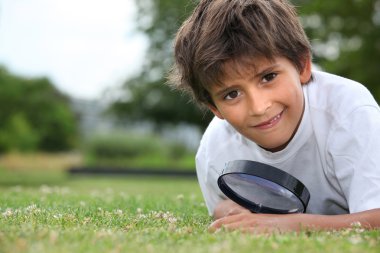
[247,92,271,116]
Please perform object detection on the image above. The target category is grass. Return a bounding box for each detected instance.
[0,163,379,252]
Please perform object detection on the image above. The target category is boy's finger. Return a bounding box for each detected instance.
[208,213,252,231]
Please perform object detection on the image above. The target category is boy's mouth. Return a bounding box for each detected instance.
[254,110,284,129]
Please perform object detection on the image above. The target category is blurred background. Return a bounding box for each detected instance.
[0,0,379,175]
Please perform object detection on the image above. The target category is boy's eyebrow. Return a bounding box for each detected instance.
[254,63,280,79]
[213,85,238,97]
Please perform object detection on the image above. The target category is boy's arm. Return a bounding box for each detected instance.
[210,201,380,233]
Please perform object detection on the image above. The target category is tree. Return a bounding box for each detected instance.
[295,0,380,99]
[110,0,380,129]
[0,113,39,152]
[0,67,78,152]
[109,0,213,130]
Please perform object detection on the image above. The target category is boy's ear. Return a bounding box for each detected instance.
[207,104,225,119]
[300,57,312,84]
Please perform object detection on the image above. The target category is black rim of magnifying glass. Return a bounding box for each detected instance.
[217,160,310,214]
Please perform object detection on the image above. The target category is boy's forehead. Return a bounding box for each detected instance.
[219,57,276,84]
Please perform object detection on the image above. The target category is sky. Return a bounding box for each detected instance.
[0,0,148,100]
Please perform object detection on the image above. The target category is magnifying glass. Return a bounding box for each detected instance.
[217,160,310,214]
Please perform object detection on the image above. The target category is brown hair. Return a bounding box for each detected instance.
[168,0,312,106]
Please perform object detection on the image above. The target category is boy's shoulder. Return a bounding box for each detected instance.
[200,117,237,145]
[311,70,367,89]
[197,117,244,158]
[306,70,377,113]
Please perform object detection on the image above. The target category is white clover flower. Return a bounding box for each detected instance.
[163,212,169,219]
[25,204,37,212]
[350,221,362,228]
[53,214,62,219]
[350,221,365,233]
[153,211,163,219]
[168,217,177,223]
[137,214,147,219]
[2,208,13,218]
[145,210,180,224]
[83,217,91,224]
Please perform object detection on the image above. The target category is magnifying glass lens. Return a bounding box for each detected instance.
[223,173,304,213]
[217,160,310,214]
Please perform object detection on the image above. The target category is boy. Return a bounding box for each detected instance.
[169,0,380,233]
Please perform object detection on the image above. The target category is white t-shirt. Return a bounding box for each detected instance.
[196,70,380,216]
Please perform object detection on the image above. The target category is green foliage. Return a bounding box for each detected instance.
[0,171,379,253]
[84,133,166,161]
[295,0,380,100]
[83,132,195,169]
[109,0,213,130]
[0,67,78,153]
[110,0,380,129]
[0,113,39,152]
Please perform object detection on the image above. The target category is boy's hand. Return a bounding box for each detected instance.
[211,200,319,234]
[209,212,304,234]
[213,199,251,220]
[209,208,380,234]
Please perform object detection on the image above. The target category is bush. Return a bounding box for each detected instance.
[86,134,164,158]
[83,132,195,170]
[0,113,39,152]
[0,67,78,153]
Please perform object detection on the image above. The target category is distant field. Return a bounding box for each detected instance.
[0,164,379,252]
[0,151,196,173]
[0,152,83,171]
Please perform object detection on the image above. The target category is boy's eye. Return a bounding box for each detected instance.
[224,90,240,100]
[262,73,277,83]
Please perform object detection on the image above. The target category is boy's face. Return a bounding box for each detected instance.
[208,57,311,152]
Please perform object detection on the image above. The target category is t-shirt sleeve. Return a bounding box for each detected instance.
[328,105,380,213]
[195,135,225,216]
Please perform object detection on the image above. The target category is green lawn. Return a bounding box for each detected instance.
[0,168,379,253]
